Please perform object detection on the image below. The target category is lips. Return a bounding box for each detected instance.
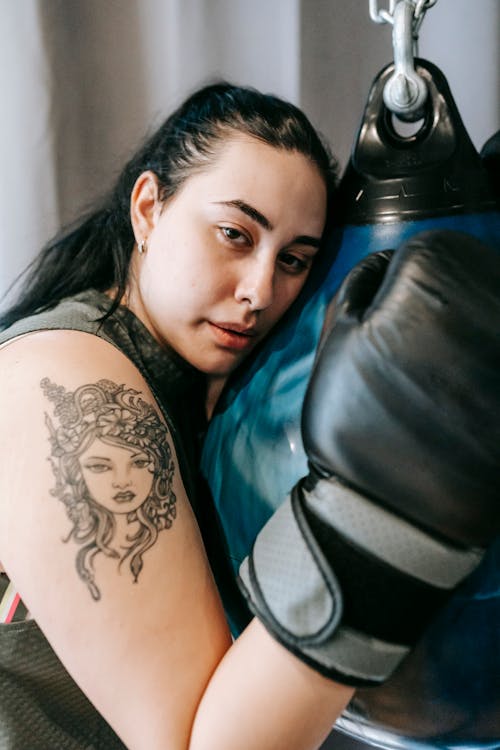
[113,491,136,503]
[208,321,258,351]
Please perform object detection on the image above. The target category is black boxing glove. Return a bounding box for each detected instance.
[481,129,500,202]
[238,229,500,686]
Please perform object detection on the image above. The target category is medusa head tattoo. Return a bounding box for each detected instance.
[42,378,176,600]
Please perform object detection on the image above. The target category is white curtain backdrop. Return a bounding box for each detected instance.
[0,1,59,302]
[1,0,498,303]
[0,0,300,303]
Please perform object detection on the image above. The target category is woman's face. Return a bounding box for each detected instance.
[128,134,328,375]
[79,437,154,514]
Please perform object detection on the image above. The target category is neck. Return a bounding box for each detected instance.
[205,376,227,420]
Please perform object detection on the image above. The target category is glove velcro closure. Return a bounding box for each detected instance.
[238,477,482,685]
[240,485,344,647]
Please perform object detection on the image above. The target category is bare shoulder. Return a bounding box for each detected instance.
[1,330,181,598]
[0,330,231,748]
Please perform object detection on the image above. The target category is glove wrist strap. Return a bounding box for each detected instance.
[239,476,482,684]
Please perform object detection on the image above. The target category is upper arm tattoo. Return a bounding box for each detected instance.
[41,378,177,601]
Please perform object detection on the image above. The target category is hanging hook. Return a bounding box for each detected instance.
[383,0,428,121]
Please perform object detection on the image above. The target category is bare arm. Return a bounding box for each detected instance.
[0,330,352,750]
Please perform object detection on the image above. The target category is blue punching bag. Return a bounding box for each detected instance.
[202,60,500,748]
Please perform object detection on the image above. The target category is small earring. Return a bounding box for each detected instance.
[138,239,147,255]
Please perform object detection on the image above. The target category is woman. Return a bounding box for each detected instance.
[0,83,352,749]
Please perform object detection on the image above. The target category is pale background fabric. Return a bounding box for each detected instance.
[1,0,498,302]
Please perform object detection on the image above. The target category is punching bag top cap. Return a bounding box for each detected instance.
[337,59,497,225]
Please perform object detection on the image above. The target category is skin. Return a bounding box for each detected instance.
[127,134,328,377]
[79,438,154,515]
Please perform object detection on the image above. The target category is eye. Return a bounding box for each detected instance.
[278,251,312,275]
[131,457,151,470]
[219,226,251,246]
[83,462,111,474]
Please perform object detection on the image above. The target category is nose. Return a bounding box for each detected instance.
[112,472,131,489]
[234,255,275,311]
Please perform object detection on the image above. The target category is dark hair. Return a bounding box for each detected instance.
[1,82,337,329]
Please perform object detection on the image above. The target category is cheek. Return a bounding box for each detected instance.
[272,275,308,319]
[133,468,154,494]
[147,252,215,307]
[81,471,108,499]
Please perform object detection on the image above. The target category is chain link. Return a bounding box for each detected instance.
[413,0,438,36]
[414,0,438,20]
[369,0,396,24]
[369,0,437,31]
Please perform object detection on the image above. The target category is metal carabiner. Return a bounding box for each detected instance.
[383,0,428,121]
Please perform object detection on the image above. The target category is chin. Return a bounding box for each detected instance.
[197,355,246,378]
[199,363,237,378]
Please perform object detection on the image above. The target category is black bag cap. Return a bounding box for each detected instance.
[337,59,497,225]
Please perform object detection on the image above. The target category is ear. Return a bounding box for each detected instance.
[130,171,162,243]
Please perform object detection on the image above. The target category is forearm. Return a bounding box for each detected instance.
[190,618,353,750]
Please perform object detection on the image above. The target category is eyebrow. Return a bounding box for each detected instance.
[84,451,147,460]
[214,200,273,230]
[213,199,322,249]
